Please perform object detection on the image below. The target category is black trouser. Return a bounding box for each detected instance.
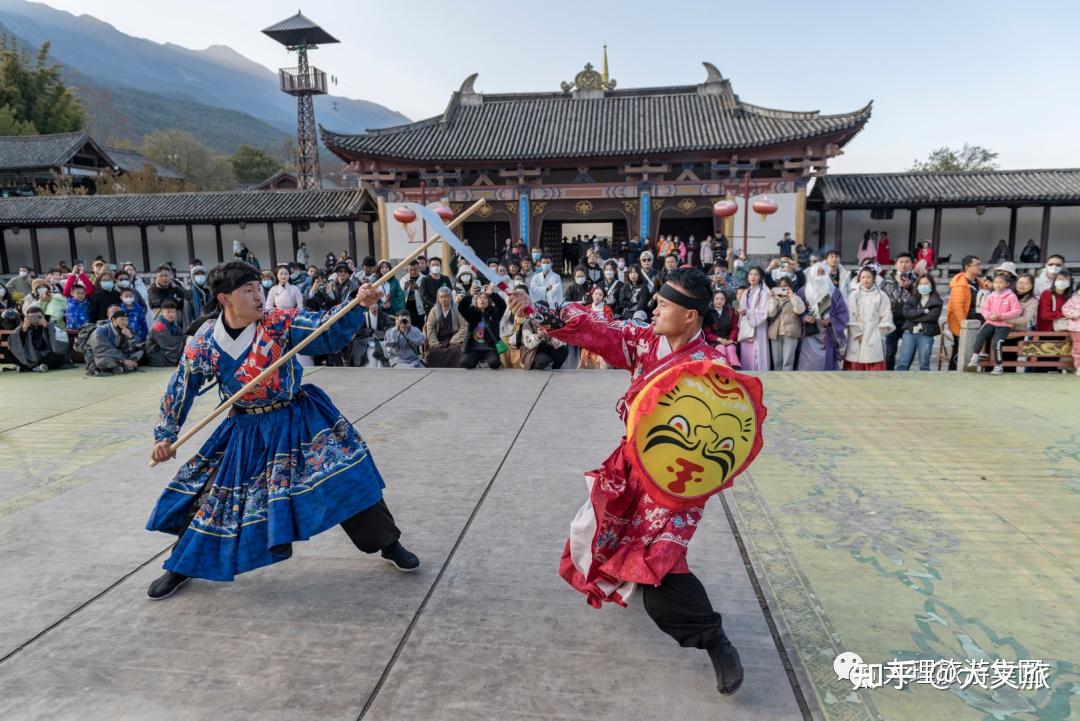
[461,348,501,369]
[338,499,402,552]
[533,344,569,370]
[641,572,724,650]
[973,324,1012,365]
[884,326,904,370]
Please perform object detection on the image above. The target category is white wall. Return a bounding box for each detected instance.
[819,206,1080,264]
[2,220,373,273]
[729,192,798,256]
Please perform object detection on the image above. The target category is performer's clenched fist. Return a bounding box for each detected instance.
[151,440,177,464]
[355,283,381,307]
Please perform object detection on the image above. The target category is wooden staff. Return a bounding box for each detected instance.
[150,197,488,467]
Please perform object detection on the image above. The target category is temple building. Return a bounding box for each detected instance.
[322,61,872,262]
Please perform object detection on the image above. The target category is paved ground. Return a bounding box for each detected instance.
[0,368,1076,721]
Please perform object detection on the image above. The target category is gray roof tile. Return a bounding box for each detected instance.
[0,189,369,226]
[322,73,871,163]
[811,170,1080,207]
[0,131,111,171]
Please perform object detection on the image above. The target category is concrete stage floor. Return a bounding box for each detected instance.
[0,368,1076,721]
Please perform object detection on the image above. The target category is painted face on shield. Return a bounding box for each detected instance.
[628,365,759,505]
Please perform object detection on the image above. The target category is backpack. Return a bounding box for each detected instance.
[73,320,108,355]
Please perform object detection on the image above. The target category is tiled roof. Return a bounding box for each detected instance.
[0,131,112,171]
[323,65,871,163]
[811,170,1080,208]
[103,147,184,180]
[0,189,371,226]
[262,12,338,46]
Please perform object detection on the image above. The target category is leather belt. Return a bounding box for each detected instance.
[230,392,302,417]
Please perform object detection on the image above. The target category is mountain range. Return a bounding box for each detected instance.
[0,0,409,156]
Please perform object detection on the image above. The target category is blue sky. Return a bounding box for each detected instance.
[38,0,1080,173]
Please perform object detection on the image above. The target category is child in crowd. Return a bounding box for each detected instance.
[969,271,1022,375]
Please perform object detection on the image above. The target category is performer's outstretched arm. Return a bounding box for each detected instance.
[545,302,650,371]
[287,289,374,355]
[154,340,211,444]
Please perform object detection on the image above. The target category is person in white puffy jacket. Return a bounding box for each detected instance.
[844,266,895,370]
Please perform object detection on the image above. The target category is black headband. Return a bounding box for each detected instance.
[658,283,709,315]
[211,266,260,297]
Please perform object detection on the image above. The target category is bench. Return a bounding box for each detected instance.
[976,330,1074,371]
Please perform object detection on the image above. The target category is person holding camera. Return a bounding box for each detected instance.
[384,311,426,368]
[766,277,806,371]
[879,253,915,369]
[9,305,70,372]
[458,283,508,369]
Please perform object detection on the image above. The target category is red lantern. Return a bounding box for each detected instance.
[752,196,778,223]
[712,199,738,218]
[393,206,417,225]
[434,205,455,222]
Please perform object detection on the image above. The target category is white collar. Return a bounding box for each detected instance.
[213,314,256,360]
[656,330,702,361]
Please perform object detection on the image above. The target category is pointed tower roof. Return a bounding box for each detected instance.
[262,11,339,47]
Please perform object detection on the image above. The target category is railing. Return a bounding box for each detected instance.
[279,67,328,95]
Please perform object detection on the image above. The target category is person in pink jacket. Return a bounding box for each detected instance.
[1061,292,1080,375]
[967,271,1022,374]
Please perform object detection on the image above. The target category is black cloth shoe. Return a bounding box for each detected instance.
[380,541,421,573]
[707,634,744,695]
[147,571,190,600]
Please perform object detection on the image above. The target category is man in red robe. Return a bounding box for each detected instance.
[509,267,766,696]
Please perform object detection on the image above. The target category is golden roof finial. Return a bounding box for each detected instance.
[601,44,609,84]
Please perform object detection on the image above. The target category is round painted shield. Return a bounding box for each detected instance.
[625,358,766,510]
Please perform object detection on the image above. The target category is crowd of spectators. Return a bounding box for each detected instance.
[2,231,1076,376]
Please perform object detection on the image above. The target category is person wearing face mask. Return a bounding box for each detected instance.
[117,287,149,343]
[259,271,275,299]
[286,262,311,296]
[120,262,149,307]
[529,254,563,307]
[1036,269,1073,332]
[6,265,35,303]
[598,260,625,317]
[1034,255,1067,297]
[419,258,452,311]
[89,270,122,322]
[896,275,943,371]
[454,265,477,296]
[184,265,214,329]
[25,278,68,328]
